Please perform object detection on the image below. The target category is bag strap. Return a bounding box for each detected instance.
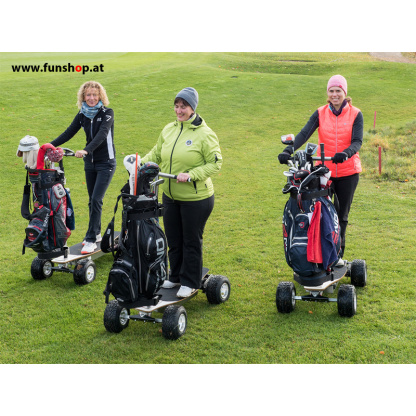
[21,171,32,220]
[291,188,331,201]
[102,193,123,258]
[330,188,340,213]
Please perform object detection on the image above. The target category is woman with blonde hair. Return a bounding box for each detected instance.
[51,81,116,254]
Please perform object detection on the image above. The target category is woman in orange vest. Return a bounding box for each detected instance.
[278,74,363,264]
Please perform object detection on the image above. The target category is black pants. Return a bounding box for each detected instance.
[162,193,215,289]
[84,159,116,242]
[330,173,359,257]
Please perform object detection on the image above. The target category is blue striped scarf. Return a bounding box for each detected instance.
[81,100,103,119]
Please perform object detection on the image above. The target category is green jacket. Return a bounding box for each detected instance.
[141,114,223,201]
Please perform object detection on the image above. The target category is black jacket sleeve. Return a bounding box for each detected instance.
[50,113,82,147]
[84,108,114,154]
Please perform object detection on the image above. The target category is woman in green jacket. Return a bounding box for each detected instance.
[141,87,223,297]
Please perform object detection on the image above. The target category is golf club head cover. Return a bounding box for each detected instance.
[45,147,64,163]
[123,154,141,194]
[37,143,61,169]
[135,162,160,196]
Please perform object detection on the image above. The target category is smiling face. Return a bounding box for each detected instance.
[84,87,100,107]
[174,99,194,122]
[327,86,346,110]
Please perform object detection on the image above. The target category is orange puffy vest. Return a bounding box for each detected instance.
[317,103,362,178]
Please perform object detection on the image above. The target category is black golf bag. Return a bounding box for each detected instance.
[103,161,168,308]
[281,143,341,282]
[22,144,74,259]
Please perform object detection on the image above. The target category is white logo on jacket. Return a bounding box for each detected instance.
[186,140,192,146]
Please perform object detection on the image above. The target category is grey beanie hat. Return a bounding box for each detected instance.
[175,87,199,111]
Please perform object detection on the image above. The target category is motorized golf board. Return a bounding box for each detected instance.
[104,267,231,340]
[276,259,367,318]
[30,232,120,285]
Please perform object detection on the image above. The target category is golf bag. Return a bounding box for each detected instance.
[22,143,74,259]
[281,145,341,277]
[103,160,168,308]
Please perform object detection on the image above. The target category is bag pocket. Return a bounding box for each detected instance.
[107,258,138,305]
[144,256,168,298]
[289,212,321,276]
[24,220,47,252]
[138,219,167,297]
[52,183,66,199]
[282,200,294,266]
[24,206,51,252]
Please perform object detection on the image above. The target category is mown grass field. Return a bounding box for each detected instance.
[1,52,415,365]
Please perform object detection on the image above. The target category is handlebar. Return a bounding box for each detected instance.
[159,172,192,182]
[284,142,334,165]
[286,155,333,163]
[312,156,333,161]
[61,148,76,157]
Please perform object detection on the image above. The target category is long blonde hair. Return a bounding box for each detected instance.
[76,81,109,108]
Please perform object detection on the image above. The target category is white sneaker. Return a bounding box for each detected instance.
[162,280,180,289]
[82,234,102,245]
[335,258,345,268]
[176,285,195,298]
[81,242,97,254]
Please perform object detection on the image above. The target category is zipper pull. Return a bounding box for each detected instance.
[146,233,154,257]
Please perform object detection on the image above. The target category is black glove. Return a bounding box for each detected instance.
[278,151,292,165]
[332,152,348,164]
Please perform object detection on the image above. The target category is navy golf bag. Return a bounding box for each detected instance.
[103,160,168,308]
[281,142,341,282]
[22,144,74,259]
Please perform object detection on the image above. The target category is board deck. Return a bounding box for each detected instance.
[134,267,210,313]
[52,232,120,264]
[303,264,348,291]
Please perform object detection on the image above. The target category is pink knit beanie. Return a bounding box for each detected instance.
[327,75,347,95]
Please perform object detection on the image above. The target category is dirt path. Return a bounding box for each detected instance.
[370,52,416,64]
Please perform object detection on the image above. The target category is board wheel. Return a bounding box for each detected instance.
[337,284,357,317]
[162,305,187,340]
[350,259,367,287]
[73,259,96,285]
[103,300,130,333]
[276,281,296,313]
[31,257,53,280]
[205,275,231,304]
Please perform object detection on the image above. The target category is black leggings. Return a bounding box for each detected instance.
[162,193,214,289]
[330,173,359,257]
[84,159,116,242]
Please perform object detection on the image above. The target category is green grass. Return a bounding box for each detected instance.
[1,52,415,364]
[361,120,416,181]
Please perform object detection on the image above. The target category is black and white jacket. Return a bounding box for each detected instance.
[51,106,115,163]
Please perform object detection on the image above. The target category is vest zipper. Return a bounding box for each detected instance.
[90,120,94,163]
[335,116,338,177]
[168,123,183,198]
